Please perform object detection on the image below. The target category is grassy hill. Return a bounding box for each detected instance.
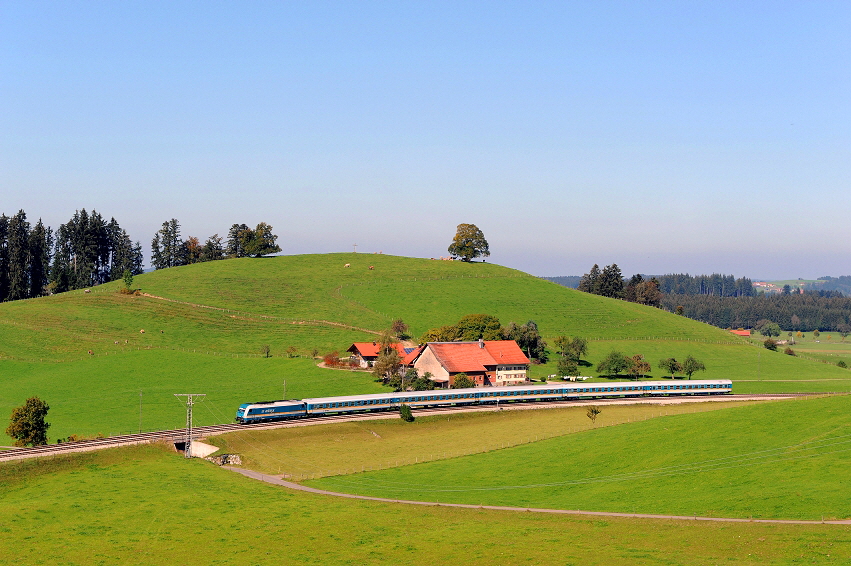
[2,253,850,442]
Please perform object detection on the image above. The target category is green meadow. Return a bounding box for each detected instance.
[208,400,759,478]
[308,395,851,521]
[1,443,849,565]
[2,253,849,443]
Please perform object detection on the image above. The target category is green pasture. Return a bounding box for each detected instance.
[310,395,851,521]
[2,253,850,443]
[0,352,383,442]
[210,400,761,478]
[746,332,851,367]
[1,444,849,564]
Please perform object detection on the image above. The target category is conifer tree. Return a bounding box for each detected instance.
[7,210,30,300]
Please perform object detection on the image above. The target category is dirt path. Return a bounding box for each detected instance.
[225,467,851,525]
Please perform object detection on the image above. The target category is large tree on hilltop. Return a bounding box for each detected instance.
[448,223,490,262]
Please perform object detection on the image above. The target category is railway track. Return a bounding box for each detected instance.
[0,392,822,463]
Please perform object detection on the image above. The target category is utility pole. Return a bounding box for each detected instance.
[283,379,287,400]
[139,390,143,433]
[353,243,357,253]
[174,394,205,458]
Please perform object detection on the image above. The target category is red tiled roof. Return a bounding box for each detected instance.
[426,341,529,373]
[402,345,425,365]
[729,329,751,336]
[347,342,408,358]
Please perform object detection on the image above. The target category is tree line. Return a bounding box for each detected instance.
[0,209,143,300]
[661,292,851,332]
[150,220,281,270]
[576,264,662,307]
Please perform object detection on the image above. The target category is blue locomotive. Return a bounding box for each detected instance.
[236,379,732,423]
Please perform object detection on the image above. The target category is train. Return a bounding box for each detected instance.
[235,379,733,424]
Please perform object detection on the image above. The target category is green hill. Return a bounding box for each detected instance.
[2,253,849,442]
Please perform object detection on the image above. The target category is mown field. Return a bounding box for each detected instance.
[1,443,849,565]
[308,395,851,521]
[209,400,762,478]
[2,253,849,444]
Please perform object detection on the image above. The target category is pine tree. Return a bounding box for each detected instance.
[597,264,624,299]
[0,214,9,302]
[226,223,249,258]
[7,210,30,300]
[28,219,51,298]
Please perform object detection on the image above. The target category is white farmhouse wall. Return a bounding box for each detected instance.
[413,347,450,381]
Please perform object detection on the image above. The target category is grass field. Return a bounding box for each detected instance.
[2,253,849,444]
[208,400,760,478]
[307,395,851,521]
[1,443,849,565]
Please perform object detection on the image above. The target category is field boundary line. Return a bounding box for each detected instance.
[226,467,851,525]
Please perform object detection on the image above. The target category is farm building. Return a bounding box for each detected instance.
[410,339,530,388]
[347,342,420,368]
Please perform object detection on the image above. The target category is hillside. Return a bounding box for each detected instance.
[2,253,850,442]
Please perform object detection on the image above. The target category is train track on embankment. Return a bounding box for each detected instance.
[0,392,828,463]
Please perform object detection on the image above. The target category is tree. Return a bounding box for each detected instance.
[596,351,629,376]
[6,397,50,447]
[504,320,547,362]
[586,405,601,426]
[412,371,436,391]
[391,318,409,339]
[200,234,224,262]
[260,344,271,358]
[557,356,578,377]
[452,373,476,389]
[447,223,490,262]
[242,222,281,257]
[624,274,643,303]
[627,354,651,380]
[122,269,134,291]
[372,331,402,382]
[635,278,662,307]
[755,319,781,338]
[681,355,706,379]
[7,210,30,300]
[151,219,185,269]
[0,214,9,302]
[226,224,249,258]
[597,264,624,299]
[184,236,202,264]
[399,404,415,422]
[577,264,601,294]
[658,358,682,378]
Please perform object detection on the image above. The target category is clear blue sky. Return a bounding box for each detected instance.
[2,1,849,279]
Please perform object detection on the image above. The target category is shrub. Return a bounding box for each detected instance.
[323,351,341,367]
[399,404,415,422]
[763,338,778,351]
[838,360,848,369]
[784,347,795,356]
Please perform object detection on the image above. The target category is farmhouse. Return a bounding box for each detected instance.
[347,342,419,368]
[411,339,530,388]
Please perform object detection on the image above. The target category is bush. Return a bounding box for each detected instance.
[784,347,795,356]
[399,404,415,422]
[763,338,778,351]
[838,360,848,369]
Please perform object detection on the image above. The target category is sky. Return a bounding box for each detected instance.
[2,1,849,279]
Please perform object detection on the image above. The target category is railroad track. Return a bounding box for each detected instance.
[0,392,822,462]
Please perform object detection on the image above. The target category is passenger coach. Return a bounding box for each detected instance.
[236,379,732,423]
